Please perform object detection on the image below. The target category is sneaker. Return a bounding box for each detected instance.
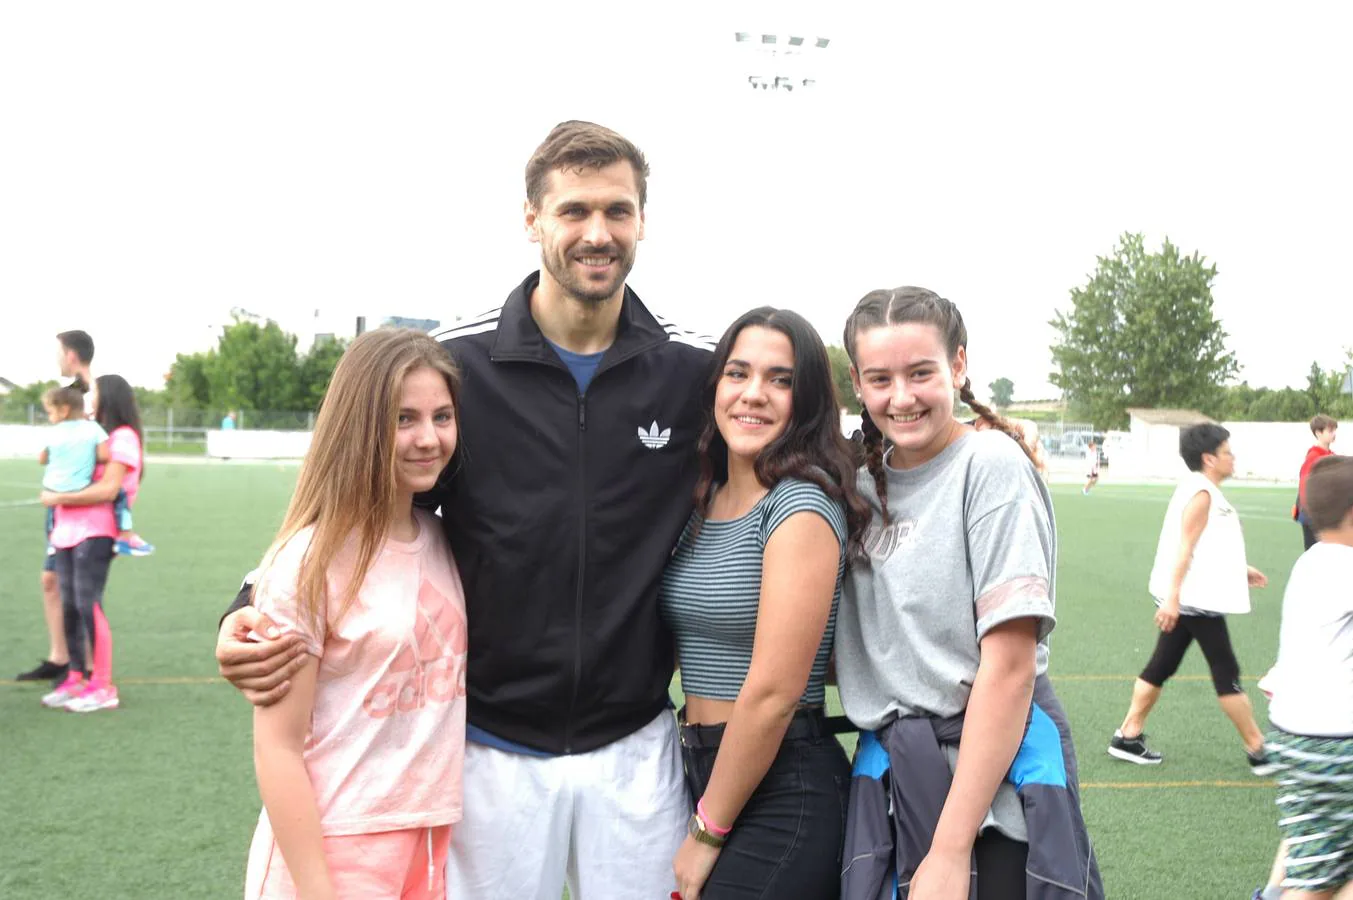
[1247,748,1280,777]
[16,659,68,682]
[114,536,154,557]
[41,675,85,709]
[1107,729,1164,765]
[66,684,119,713]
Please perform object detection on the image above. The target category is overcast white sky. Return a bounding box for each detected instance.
[3,1,1350,404]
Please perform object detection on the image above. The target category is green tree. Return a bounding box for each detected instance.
[5,379,60,408]
[1049,233,1239,429]
[1217,382,1262,421]
[296,337,349,410]
[1248,388,1315,422]
[1305,360,1334,411]
[165,350,215,408]
[989,377,1014,409]
[208,319,304,411]
[0,379,59,421]
[826,345,859,413]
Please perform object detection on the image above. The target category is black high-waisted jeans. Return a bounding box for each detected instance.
[52,537,114,677]
[680,708,851,898]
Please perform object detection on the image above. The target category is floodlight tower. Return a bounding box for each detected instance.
[732,30,831,93]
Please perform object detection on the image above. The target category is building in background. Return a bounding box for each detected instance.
[381,315,442,333]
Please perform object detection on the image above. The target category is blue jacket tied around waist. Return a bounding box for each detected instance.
[841,675,1103,899]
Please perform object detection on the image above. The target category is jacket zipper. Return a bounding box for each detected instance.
[491,339,664,753]
[564,391,587,753]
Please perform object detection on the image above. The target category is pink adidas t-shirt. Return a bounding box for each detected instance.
[50,425,142,549]
[254,509,467,836]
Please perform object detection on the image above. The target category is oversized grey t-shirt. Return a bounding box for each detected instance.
[834,430,1058,840]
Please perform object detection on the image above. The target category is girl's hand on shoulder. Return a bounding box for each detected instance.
[673,833,720,900]
[908,847,971,900]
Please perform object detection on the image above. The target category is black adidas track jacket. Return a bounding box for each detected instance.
[433,273,712,753]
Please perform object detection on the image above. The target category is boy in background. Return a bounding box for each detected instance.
[1263,455,1353,898]
[1295,414,1338,551]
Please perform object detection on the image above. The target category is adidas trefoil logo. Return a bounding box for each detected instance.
[638,420,672,450]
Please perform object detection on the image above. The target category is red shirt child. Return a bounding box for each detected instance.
[1296,415,1338,522]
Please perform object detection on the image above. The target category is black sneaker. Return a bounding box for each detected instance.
[1247,748,1280,777]
[15,659,68,683]
[1107,730,1163,765]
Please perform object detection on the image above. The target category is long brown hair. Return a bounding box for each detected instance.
[253,328,461,630]
[693,307,871,557]
[843,286,1036,525]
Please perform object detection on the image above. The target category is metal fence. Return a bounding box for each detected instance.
[0,404,317,452]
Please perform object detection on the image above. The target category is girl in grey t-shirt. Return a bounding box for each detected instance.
[836,286,1101,900]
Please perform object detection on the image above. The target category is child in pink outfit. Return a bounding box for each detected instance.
[246,513,466,898]
[244,329,468,900]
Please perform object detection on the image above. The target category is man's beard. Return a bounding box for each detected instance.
[542,246,635,303]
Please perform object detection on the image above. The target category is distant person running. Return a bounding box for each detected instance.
[1108,424,1275,775]
[1257,455,1353,900]
[1294,414,1338,551]
[245,329,467,899]
[1082,440,1100,494]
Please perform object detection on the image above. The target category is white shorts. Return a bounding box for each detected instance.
[445,709,689,900]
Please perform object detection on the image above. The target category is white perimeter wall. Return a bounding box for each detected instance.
[0,426,312,461]
[0,420,1341,478]
[1113,420,1348,482]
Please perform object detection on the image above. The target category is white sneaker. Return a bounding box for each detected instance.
[41,676,85,709]
[67,684,120,713]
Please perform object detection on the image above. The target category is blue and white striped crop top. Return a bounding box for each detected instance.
[659,477,848,704]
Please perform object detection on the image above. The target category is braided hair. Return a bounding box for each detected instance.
[843,287,1037,524]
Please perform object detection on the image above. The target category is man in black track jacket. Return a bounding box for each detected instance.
[216,121,713,899]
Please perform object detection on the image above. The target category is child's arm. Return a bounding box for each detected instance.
[917,618,1037,893]
[39,448,49,466]
[253,654,334,900]
[96,441,110,464]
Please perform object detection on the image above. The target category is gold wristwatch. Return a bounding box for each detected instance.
[687,812,726,848]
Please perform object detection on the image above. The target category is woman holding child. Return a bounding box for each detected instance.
[39,374,146,714]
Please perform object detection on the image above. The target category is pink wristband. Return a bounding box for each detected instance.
[697,798,732,837]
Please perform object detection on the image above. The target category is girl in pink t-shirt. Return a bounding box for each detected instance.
[39,374,145,713]
[245,329,468,900]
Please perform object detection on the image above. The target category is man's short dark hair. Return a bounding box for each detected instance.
[57,330,94,364]
[525,121,650,211]
[1305,455,1353,532]
[1179,423,1230,472]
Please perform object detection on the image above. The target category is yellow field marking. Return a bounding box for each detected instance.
[0,675,222,687]
[1081,780,1268,790]
[1056,674,1254,683]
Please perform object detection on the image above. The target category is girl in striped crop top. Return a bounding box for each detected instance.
[659,307,869,900]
